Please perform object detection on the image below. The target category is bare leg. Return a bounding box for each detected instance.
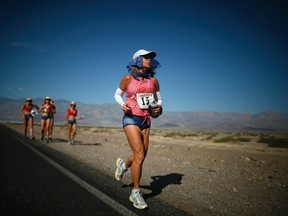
[71,124,77,140]
[67,124,72,141]
[23,117,28,139]
[29,117,34,138]
[41,120,45,139]
[45,119,50,140]
[49,119,54,138]
[124,125,150,189]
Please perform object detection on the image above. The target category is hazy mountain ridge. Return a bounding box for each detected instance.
[1,97,288,132]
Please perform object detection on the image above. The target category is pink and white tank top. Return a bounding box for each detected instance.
[126,77,155,117]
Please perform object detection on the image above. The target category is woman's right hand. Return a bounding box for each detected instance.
[122,103,131,114]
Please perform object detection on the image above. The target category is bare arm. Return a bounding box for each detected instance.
[20,105,24,115]
[52,106,56,114]
[119,74,132,91]
[64,110,69,124]
[38,105,43,113]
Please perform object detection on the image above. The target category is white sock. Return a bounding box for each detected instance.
[132,188,140,193]
[122,162,126,169]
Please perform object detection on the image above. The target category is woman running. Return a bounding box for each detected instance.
[65,101,78,145]
[49,99,56,140]
[114,49,163,209]
[20,98,38,140]
[38,96,52,143]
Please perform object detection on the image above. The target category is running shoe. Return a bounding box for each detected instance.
[41,135,44,141]
[30,136,35,140]
[129,190,148,209]
[70,140,74,145]
[67,140,71,145]
[115,158,127,181]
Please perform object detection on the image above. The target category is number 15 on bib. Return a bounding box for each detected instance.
[136,93,155,109]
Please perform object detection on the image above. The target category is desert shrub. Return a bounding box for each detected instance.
[186,133,199,137]
[150,129,164,136]
[206,135,214,140]
[214,136,235,143]
[236,137,251,142]
[202,132,217,136]
[244,132,258,137]
[206,134,218,140]
[163,132,198,138]
[214,136,251,143]
[258,137,288,148]
[259,133,275,139]
[163,132,179,137]
[92,127,110,133]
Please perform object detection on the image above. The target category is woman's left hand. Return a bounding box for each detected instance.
[154,107,162,114]
[150,106,162,118]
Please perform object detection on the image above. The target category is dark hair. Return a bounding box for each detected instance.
[131,66,156,78]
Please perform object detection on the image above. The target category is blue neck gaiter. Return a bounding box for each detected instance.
[126,56,161,80]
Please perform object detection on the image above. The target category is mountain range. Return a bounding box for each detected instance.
[1,97,288,132]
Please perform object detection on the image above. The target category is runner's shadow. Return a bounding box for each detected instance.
[51,138,67,142]
[143,173,184,200]
[50,138,85,145]
[78,143,102,146]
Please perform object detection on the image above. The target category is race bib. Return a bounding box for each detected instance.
[136,93,155,109]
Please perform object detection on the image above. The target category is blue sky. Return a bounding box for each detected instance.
[1,0,287,113]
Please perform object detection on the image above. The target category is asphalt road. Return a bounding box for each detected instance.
[0,125,191,216]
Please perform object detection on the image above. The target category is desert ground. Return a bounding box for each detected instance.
[5,122,288,216]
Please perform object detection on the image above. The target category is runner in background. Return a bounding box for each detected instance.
[38,96,52,143]
[20,98,38,140]
[49,99,56,140]
[65,101,78,145]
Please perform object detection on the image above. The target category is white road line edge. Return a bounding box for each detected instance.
[10,132,138,216]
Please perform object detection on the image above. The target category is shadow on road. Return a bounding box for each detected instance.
[143,173,184,199]
[122,173,184,199]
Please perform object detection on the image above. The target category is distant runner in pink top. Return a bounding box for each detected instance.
[114,49,163,210]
